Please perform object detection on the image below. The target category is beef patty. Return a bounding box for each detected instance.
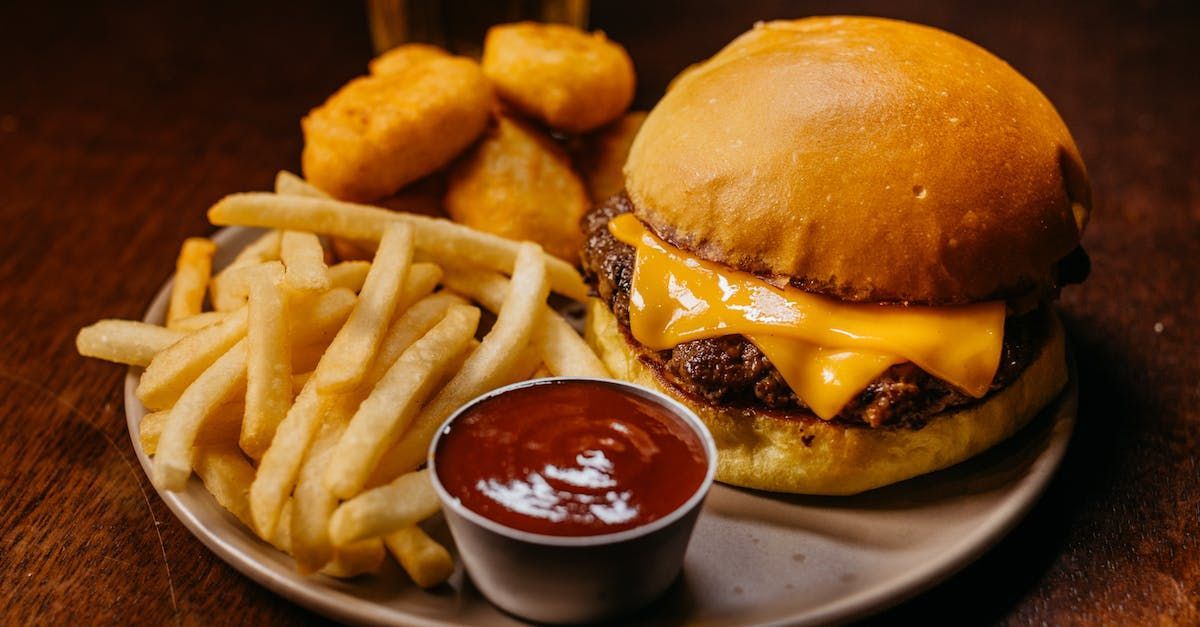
[581,193,1048,429]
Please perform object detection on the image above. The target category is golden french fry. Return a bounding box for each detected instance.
[139,403,243,455]
[275,170,327,198]
[138,307,248,410]
[281,230,331,292]
[395,262,441,314]
[288,287,359,350]
[208,262,261,311]
[318,291,469,437]
[211,231,282,311]
[153,340,248,490]
[291,343,327,375]
[195,449,381,578]
[292,419,346,574]
[384,526,454,589]
[531,364,552,379]
[208,193,588,301]
[441,263,609,378]
[147,260,429,412]
[269,500,295,552]
[249,378,333,538]
[150,289,356,491]
[167,238,217,327]
[325,304,480,500]
[368,292,467,387]
[241,262,293,460]
[369,243,548,483]
[76,320,185,367]
[231,230,284,266]
[194,447,370,578]
[194,461,294,562]
[169,311,228,333]
[193,445,258,528]
[327,260,371,292]
[324,538,387,578]
[329,469,440,547]
[291,370,313,394]
[314,222,414,394]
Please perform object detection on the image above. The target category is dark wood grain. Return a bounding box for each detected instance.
[0,1,1196,624]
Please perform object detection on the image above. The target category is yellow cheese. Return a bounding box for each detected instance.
[608,214,1005,418]
[748,334,901,420]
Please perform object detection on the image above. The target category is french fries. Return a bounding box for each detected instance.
[201,449,385,577]
[140,403,243,455]
[152,289,357,490]
[241,262,292,459]
[442,263,609,378]
[275,170,327,198]
[280,231,331,292]
[249,378,332,538]
[211,230,281,311]
[207,192,588,302]
[153,339,249,490]
[138,307,248,410]
[167,238,217,327]
[369,242,548,484]
[327,260,371,292]
[329,469,441,547]
[325,304,481,499]
[385,526,454,589]
[76,320,185,367]
[193,445,259,527]
[396,262,442,312]
[314,222,414,393]
[79,163,615,586]
[366,292,467,387]
[291,419,345,574]
[169,311,228,333]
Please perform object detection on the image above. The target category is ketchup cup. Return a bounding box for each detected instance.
[428,377,718,624]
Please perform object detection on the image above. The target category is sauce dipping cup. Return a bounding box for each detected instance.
[428,377,718,624]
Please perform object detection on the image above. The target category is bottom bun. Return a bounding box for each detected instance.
[585,298,1068,495]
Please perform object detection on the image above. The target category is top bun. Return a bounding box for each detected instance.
[624,17,1090,304]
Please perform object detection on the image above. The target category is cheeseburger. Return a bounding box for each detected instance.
[581,17,1091,495]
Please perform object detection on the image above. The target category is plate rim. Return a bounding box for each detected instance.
[125,225,1076,627]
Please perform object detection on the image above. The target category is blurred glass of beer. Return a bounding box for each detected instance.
[368,0,589,57]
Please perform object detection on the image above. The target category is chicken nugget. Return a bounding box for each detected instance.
[444,114,590,262]
[302,46,491,201]
[575,111,647,202]
[368,44,449,76]
[482,22,635,134]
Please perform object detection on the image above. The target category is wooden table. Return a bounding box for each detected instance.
[2,1,1196,623]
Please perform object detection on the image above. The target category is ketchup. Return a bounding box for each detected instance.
[433,381,708,537]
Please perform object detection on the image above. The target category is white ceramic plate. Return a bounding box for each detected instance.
[126,226,1076,626]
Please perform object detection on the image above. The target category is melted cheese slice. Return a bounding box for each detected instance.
[608,214,1006,418]
[747,335,902,420]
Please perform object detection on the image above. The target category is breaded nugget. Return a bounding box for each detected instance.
[368,43,449,76]
[302,46,491,201]
[482,22,635,134]
[444,114,590,262]
[575,111,647,202]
